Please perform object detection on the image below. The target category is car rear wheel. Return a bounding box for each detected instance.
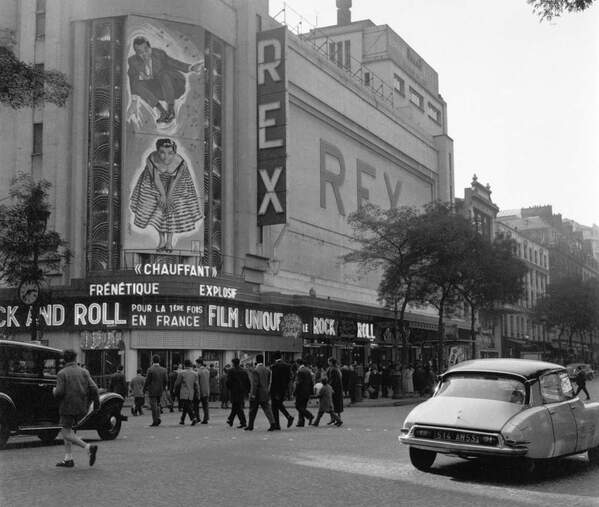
[409,447,436,471]
[38,429,60,443]
[588,446,599,466]
[0,414,9,450]
[97,404,122,440]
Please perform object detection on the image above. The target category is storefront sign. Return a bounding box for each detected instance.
[357,322,376,341]
[80,330,123,350]
[89,282,159,296]
[133,263,218,277]
[313,317,337,336]
[280,313,303,339]
[256,26,287,226]
[89,264,237,299]
[0,303,126,328]
[206,305,284,332]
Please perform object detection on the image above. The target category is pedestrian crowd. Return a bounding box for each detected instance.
[360,360,437,399]
[129,352,347,431]
[51,349,438,469]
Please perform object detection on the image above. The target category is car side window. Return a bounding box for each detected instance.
[540,373,564,404]
[4,347,39,377]
[41,354,61,377]
[560,372,575,399]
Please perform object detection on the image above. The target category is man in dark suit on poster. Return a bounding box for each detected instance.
[144,354,168,426]
[245,354,276,431]
[128,36,204,124]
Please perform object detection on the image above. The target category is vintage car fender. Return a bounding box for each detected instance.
[572,400,599,453]
[0,393,17,427]
[75,392,127,430]
[501,406,554,459]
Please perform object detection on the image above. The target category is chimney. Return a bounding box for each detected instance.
[336,0,352,25]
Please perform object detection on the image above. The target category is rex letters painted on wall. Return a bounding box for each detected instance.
[256,26,287,226]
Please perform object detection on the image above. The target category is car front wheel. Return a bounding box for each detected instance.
[0,414,9,450]
[409,446,436,471]
[97,404,122,440]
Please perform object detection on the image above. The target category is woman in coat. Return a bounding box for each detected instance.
[220,365,231,408]
[209,364,219,402]
[326,357,344,423]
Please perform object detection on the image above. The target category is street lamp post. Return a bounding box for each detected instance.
[24,204,49,341]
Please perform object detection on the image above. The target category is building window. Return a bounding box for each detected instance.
[409,87,423,110]
[32,122,43,155]
[35,0,46,40]
[344,40,350,69]
[427,102,441,124]
[329,40,349,69]
[393,73,405,96]
[335,41,343,67]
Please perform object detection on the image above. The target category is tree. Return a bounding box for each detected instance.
[0,46,71,109]
[528,0,595,20]
[534,277,599,362]
[0,173,70,339]
[458,236,527,358]
[409,202,475,370]
[344,203,423,365]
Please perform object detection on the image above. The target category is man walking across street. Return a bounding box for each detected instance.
[174,359,200,425]
[195,358,211,424]
[245,354,276,431]
[270,351,294,430]
[53,349,99,468]
[327,357,344,426]
[226,357,250,428]
[294,358,314,427]
[168,364,180,412]
[144,354,168,426]
[129,368,146,416]
[109,365,127,398]
[575,366,591,400]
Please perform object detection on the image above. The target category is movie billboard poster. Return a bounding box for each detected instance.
[123,17,205,253]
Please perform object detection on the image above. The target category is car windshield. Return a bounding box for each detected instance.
[436,374,526,404]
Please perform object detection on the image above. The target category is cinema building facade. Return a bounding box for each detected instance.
[0,0,468,382]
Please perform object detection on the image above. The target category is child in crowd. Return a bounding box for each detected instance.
[311,378,342,427]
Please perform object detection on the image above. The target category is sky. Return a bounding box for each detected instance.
[268,0,599,227]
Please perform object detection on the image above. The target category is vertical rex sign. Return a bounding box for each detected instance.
[256,27,287,226]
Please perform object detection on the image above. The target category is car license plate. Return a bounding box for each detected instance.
[433,430,480,444]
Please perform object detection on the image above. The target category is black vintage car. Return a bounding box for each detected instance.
[0,340,127,448]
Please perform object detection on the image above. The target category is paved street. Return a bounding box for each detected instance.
[2,382,599,507]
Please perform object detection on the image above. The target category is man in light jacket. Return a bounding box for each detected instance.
[129,369,146,416]
[53,349,99,468]
[174,359,200,425]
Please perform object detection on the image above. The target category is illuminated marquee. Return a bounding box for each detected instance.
[256,26,287,226]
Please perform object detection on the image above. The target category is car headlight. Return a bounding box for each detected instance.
[401,421,414,434]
